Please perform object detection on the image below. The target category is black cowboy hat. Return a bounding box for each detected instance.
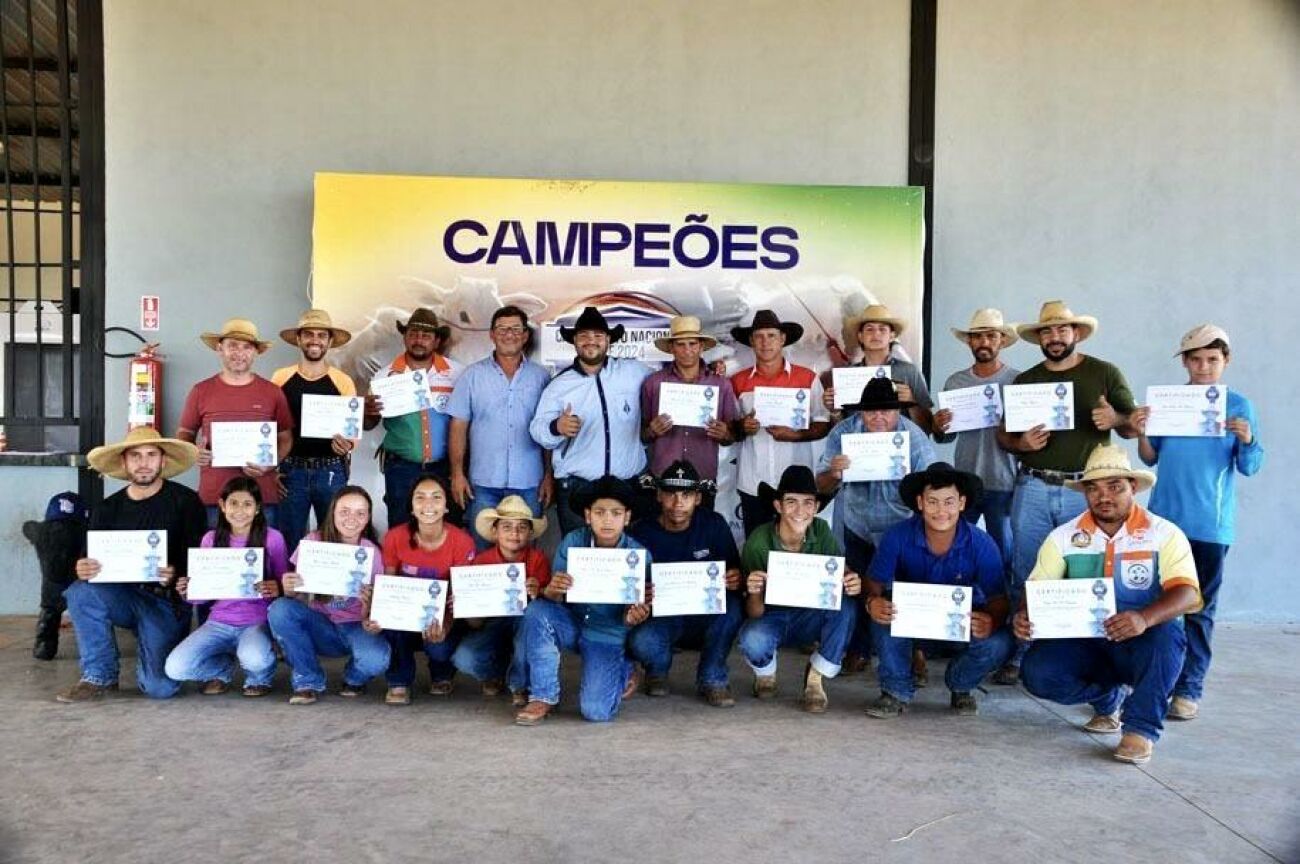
[396,307,451,341]
[560,306,626,344]
[652,459,718,497]
[839,376,915,412]
[757,465,832,512]
[898,462,983,512]
[569,475,639,517]
[730,309,804,347]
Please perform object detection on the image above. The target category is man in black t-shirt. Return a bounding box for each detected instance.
[58,428,208,702]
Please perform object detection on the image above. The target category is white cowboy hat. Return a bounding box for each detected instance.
[87,426,198,480]
[1016,300,1098,344]
[1065,444,1156,493]
[653,315,718,354]
[951,307,1018,345]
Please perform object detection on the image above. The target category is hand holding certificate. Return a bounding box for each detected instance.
[451,562,528,618]
[840,431,910,482]
[87,530,167,583]
[300,394,364,440]
[832,366,891,408]
[1026,578,1115,639]
[1144,385,1226,437]
[369,371,429,418]
[764,551,844,611]
[657,382,719,428]
[753,386,812,430]
[651,561,727,617]
[186,547,263,600]
[209,421,278,467]
[565,546,646,605]
[1003,382,1074,432]
[370,574,447,633]
[295,539,373,597]
[937,384,1003,433]
[890,582,972,642]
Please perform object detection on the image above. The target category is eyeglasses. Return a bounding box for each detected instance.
[492,326,527,335]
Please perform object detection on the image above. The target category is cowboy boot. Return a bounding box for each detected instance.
[32,605,63,660]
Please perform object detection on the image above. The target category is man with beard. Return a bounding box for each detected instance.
[271,309,358,554]
[56,428,208,701]
[364,308,465,529]
[530,307,653,536]
[994,301,1146,683]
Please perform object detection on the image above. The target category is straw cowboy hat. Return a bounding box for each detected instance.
[1016,300,1098,344]
[847,303,907,336]
[279,309,353,347]
[87,426,198,480]
[200,318,272,353]
[730,309,803,347]
[1065,444,1156,493]
[653,315,717,354]
[474,495,548,542]
[951,308,1018,346]
[1174,323,1230,357]
[396,307,452,342]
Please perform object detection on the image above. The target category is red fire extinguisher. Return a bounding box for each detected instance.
[127,343,163,432]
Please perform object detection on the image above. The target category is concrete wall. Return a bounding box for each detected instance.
[0,467,78,612]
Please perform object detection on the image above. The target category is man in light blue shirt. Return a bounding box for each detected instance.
[448,305,554,549]
[530,307,653,535]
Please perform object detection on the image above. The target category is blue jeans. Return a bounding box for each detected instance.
[1021,621,1186,742]
[454,618,524,690]
[164,619,276,688]
[383,455,462,530]
[64,581,188,698]
[737,602,858,678]
[1175,540,1229,701]
[514,598,633,722]
[266,598,391,692]
[872,623,1014,701]
[843,528,879,660]
[964,488,1013,586]
[1010,475,1086,599]
[628,590,745,689]
[278,460,349,557]
[207,503,279,531]
[384,622,464,687]
[465,485,542,550]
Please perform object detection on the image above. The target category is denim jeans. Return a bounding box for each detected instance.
[207,504,279,532]
[737,602,858,679]
[266,598,391,692]
[843,527,878,660]
[64,581,188,698]
[384,621,464,687]
[964,488,1014,586]
[1009,475,1086,600]
[278,460,349,557]
[453,617,524,690]
[628,590,744,689]
[514,598,633,722]
[1174,540,1229,701]
[383,455,463,531]
[872,623,1014,701]
[164,619,277,688]
[1021,621,1186,742]
[465,485,542,550]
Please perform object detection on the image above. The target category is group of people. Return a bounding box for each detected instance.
[48,296,1262,766]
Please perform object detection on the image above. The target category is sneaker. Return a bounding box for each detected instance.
[622,665,644,701]
[55,680,118,703]
[1113,732,1154,765]
[338,682,366,698]
[801,664,829,714]
[511,690,529,709]
[428,680,454,697]
[480,679,504,698]
[1167,696,1199,721]
[645,676,669,698]
[950,691,978,716]
[242,684,272,698]
[700,685,735,709]
[289,689,319,705]
[385,686,412,706]
[865,692,908,719]
[752,675,778,700]
[201,679,229,696]
[1083,710,1122,734]
[991,663,1019,685]
[514,700,552,726]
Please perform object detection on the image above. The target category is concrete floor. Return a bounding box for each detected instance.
[1,616,1297,864]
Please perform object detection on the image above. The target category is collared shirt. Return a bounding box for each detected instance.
[641,365,741,480]
[446,353,551,488]
[731,359,829,495]
[373,352,464,464]
[552,528,652,644]
[869,514,1005,609]
[1029,504,1201,613]
[818,414,935,541]
[932,364,1021,492]
[530,357,653,481]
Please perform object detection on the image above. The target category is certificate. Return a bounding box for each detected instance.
[294,539,373,597]
[752,386,812,430]
[369,370,429,418]
[840,431,910,482]
[651,561,727,617]
[450,562,528,619]
[300,394,364,440]
[1144,385,1227,437]
[209,421,278,468]
[937,383,1004,433]
[1026,578,1116,639]
[186,547,263,601]
[890,581,972,642]
[565,546,646,605]
[87,530,167,583]
[369,574,447,633]
[657,382,719,428]
[832,365,891,408]
[1003,382,1074,432]
[764,551,844,611]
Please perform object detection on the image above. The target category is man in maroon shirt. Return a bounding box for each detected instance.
[177,317,294,527]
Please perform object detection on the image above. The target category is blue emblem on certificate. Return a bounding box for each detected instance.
[144,531,162,580]
[344,397,362,438]
[256,422,275,466]
[240,548,260,597]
